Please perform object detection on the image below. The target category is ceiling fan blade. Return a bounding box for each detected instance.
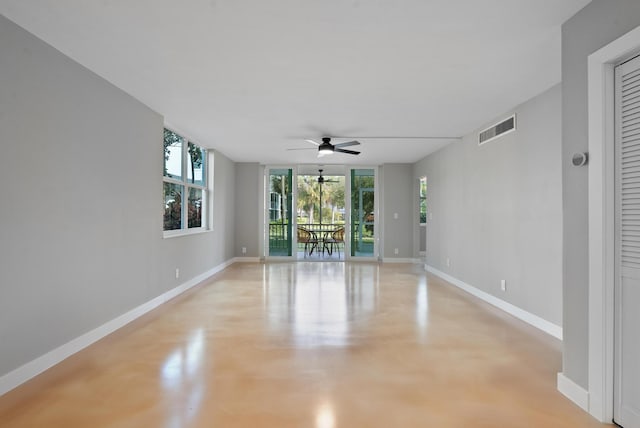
[305,139,320,146]
[334,140,360,148]
[335,148,360,155]
[286,147,316,151]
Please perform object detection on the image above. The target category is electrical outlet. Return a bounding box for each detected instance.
[393,212,398,220]
[501,279,506,291]
[394,248,399,255]
[242,247,247,254]
[429,212,433,220]
[175,268,180,279]
[446,258,450,267]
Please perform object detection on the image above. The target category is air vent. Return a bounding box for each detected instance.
[478,114,516,145]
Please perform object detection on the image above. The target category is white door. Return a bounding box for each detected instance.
[614,54,640,428]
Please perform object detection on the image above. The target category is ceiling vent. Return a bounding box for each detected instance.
[478,114,516,145]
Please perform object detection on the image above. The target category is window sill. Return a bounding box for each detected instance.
[163,228,213,239]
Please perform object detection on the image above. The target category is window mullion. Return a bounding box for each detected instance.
[182,140,188,229]
[163,176,184,186]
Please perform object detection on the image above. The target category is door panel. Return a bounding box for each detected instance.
[267,168,293,257]
[615,54,640,428]
[350,168,376,258]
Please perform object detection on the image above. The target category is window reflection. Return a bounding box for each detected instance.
[187,187,202,228]
[264,263,378,347]
[160,329,205,428]
[315,400,336,428]
[293,264,349,347]
[416,277,429,342]
[163,182,183,231]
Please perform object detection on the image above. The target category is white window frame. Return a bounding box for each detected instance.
[163,126,211,238]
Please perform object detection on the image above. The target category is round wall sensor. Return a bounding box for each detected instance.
[572,152,588,167]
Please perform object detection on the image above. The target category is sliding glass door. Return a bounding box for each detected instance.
[350,168,377,258]
[267,168,293,257]
[263,165,377,260]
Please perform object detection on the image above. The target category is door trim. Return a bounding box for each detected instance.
[587,24,640,423]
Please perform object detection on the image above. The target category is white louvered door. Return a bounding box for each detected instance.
[615,54,640,428]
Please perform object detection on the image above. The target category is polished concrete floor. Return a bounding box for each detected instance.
[0,262,611,427]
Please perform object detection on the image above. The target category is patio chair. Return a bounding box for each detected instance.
[323,227,345,259]
[297,226,319,256]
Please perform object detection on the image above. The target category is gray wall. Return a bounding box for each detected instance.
[414,84,563,326]
[234,163,262,257]
[419,226,426,253]
[562,0,640,390]
[0,16,236,378]
[380,164,415,259]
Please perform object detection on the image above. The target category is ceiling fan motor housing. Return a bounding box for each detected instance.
[318,140,334,154]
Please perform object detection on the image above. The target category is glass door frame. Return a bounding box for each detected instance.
[263,165,298,260]
[345,166,379,261]
[261,164,378,261]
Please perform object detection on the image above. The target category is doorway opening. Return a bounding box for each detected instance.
[296,167,346,260]
[264,165,378,261]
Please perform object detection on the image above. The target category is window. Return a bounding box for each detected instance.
[419,176,427,224]
[163,128,208,235]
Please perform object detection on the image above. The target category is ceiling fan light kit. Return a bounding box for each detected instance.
[318,141,334,155]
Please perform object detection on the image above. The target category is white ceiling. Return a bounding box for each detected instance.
[0,0,590,166]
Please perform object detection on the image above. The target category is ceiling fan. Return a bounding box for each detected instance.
[288,137,361,157]
[317,169,339,184]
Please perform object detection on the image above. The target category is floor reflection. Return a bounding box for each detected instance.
[265,263,378,348]
[416,276,429,343]
[160,329,205,428]
[315,399,336,428]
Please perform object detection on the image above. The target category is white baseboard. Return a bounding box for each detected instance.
[426,265,563,340]
[382,257,421,263]
[232,257,261,263]
[557,372,590,412]
[0,258,236,397]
